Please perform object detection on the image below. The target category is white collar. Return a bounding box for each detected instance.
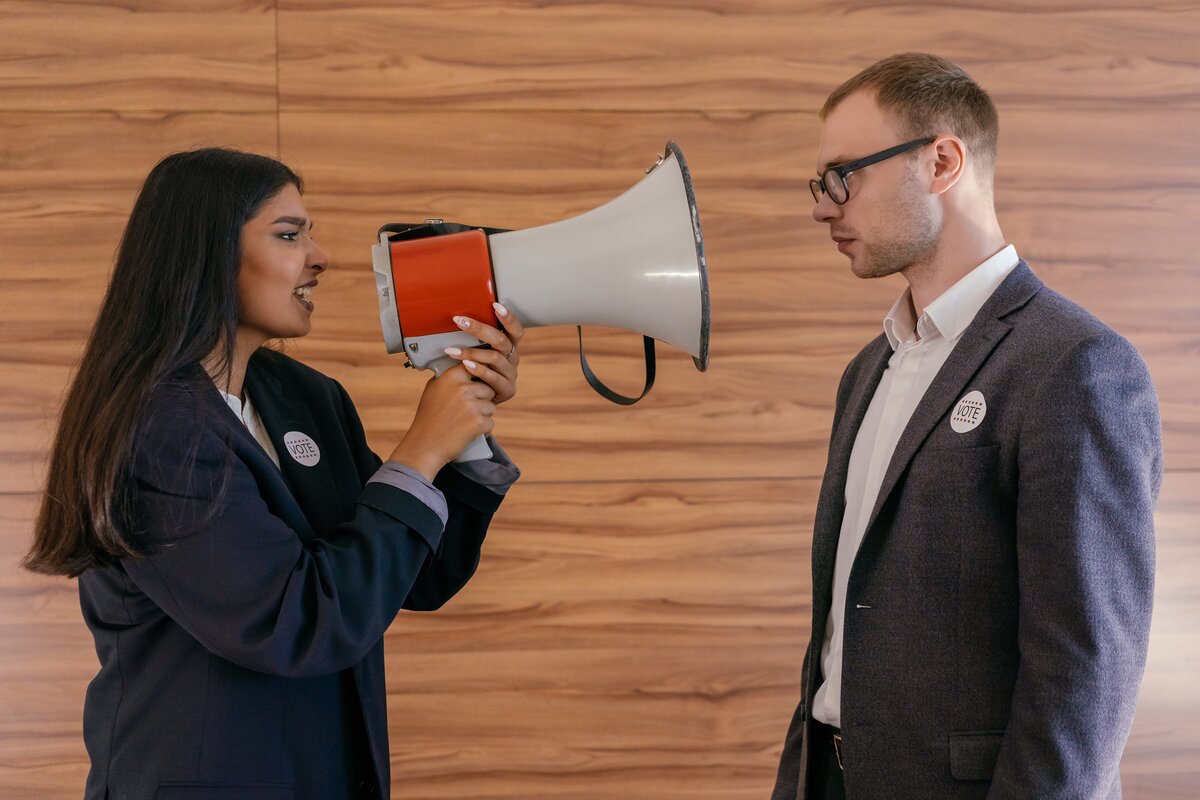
[883,244,1019,350]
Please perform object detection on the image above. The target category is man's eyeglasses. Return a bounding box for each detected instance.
[810,136,937,205]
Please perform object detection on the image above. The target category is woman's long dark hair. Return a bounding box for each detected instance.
[23,148,302,577]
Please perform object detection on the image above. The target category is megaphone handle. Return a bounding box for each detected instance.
[427,355,495,463]
[453,434,494,463]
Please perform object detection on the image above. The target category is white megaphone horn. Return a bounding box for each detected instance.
[371,140,711,461]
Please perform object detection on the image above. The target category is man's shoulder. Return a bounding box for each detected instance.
[1021,282,1111,337]
[1009,275,1142,367]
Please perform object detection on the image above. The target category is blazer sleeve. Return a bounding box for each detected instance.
[328,377,507,612]
[989,331,1162,798]
[122,403,449,679]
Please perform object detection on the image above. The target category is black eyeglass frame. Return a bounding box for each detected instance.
[810,136,937,205]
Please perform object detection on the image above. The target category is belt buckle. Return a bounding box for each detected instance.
[832,732,844,771]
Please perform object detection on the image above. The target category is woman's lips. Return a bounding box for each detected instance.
[294,281,316,311]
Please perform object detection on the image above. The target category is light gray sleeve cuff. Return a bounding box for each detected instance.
[450,435,521,495]
[367,462,448,527]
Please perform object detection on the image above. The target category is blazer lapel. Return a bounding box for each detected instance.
[811,335,892,620]
[244,354,340,539]
[860,261,1043,541]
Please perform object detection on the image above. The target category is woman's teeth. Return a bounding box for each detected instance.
[294,286,313,300]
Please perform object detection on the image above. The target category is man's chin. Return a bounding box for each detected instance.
[850,257,880,279]
[850,253,903,280]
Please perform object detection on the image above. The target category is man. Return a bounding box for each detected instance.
[772,53,1162,800]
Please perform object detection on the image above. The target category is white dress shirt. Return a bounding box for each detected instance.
[811,245,1020,729]
[219,388,280,467]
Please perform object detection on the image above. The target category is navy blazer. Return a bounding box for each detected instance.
[78,349,506,800]
[773,262,1162,799]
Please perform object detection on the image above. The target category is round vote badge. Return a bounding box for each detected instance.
[283,431,321,467]
[950,390,987,434]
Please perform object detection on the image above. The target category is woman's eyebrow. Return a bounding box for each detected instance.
[272,215,311,229]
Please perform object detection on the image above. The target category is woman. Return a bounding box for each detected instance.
[23,148,522,799]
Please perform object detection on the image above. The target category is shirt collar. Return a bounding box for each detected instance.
[883,244,1019,350]
[217,387,255,425]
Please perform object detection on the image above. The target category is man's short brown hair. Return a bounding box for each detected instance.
[823,53,999,182]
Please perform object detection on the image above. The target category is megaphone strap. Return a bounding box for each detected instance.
[378,221,512,240]
[577,327,656,406]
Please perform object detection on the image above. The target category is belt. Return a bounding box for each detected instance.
[813,721,844,771]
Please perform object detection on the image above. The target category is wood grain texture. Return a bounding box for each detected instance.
[276,0,1200,111]
[0,112,278,492]
[4,105,1198,478]
[277,107,1199,482]
[0,0,277,112]
[1,0,1198,796]
[4,472,1196,797]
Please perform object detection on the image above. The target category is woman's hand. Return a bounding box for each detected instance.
[441,302,524,405]
[388,364,498,481]
[386,304,524,480]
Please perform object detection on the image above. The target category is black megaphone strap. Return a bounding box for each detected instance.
[577,327,656,405]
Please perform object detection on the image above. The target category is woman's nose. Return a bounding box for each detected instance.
[309,242,329,272]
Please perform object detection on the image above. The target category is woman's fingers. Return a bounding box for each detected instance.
[452,303,524,356]
[492,302,525,345]
[446,306,524,404]
[452,313,513,357]
[459,358,515,402]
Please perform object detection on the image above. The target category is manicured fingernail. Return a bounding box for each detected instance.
[443,347,462,357]
[493,302,509,317]
[454,316,470,329]
[463,359,478,369]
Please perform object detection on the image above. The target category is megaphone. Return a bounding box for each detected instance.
[371,140,710,461]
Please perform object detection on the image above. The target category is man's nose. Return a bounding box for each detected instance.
[812,191,841,224]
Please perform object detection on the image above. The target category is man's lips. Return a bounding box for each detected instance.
[832,235,854,253]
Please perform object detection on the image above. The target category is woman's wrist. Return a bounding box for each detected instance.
[386,440,445,483]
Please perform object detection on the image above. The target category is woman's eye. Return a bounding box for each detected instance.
[279,231,300,242]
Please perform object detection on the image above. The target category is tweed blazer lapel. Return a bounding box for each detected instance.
[859,261,1043,543]
[810,335,892,629]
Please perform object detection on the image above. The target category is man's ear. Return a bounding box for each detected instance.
[929,135,967,195]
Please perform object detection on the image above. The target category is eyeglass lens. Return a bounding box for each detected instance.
[810,171,848,204]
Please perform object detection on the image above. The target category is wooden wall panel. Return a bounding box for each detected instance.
[0,494,101,798]
[383,477,809,799]
[281,106,1200,480]
[6,474,1195,797]
[0,0,276,112]
[0,112,279,492]
[278,109,827,484]
[275,0,1200,111]
[1,0,1197,797]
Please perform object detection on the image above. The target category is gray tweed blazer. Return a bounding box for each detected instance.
[772,261,1162,800]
